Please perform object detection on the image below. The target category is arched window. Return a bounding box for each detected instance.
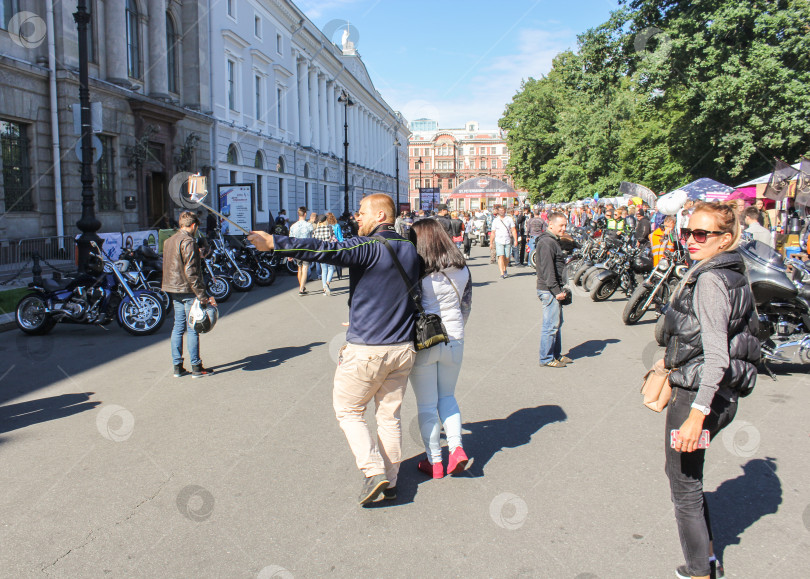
[166,13,178,93]
[323,168,328,181]
[126,0,140,79]
[227,144,239,165]
[276,155,285,173]
[254,150,264,169]
[303,163,310,178]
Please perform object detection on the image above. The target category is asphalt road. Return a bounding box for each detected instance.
[1,244,808,579]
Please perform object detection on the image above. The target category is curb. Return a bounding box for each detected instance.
[0,312,15,333]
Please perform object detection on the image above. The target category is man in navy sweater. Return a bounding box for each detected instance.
[248,194,418,506]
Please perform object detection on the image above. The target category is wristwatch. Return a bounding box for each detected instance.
[691,403,711,416]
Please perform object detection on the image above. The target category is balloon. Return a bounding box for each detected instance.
[656,189,688,215]
[630,196,643,205]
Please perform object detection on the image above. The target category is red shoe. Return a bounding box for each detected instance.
[417,458,444,479]
[447,447,469,475]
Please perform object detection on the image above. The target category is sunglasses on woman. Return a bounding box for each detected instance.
[679,228,724,243]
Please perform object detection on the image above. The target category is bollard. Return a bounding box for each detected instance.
[32,251,43,286]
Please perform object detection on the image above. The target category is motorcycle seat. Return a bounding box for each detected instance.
[41,277,72,291]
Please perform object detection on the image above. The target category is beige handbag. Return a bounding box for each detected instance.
[641,359,673,412]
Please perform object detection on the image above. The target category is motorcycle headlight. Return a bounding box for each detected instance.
[657,259,670,271]
[125,272,139,282]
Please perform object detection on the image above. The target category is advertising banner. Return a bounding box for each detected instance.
[419,187,441,212]
[123,230,159,251]
[217,183,254,235]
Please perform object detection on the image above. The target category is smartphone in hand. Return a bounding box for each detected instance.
[671,429,710,449]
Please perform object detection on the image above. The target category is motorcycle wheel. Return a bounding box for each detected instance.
[571,262,590,286]
[254,263,276,286]
[232,269,255,291]
[285,259,298,275]
[207,276,232,303]
[146,280,172,313]
[118,293,165,336]
[655,315,668,346]
[622,285,653,325]
[581,266,602,292]
[591,277,619,302]
[15,293,56,335]
[529,249,538,270]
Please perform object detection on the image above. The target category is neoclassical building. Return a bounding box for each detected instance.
[211,0,409,228]
[407,120,524,211]
[0,0,408,242]
[0,0,213,240]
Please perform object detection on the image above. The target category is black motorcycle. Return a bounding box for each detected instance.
[116,245,171,312]
[622,245,688,325]
[210,230,255,291]
[590,244,652,302]
[15,241,165,336]
[229,236,277,286]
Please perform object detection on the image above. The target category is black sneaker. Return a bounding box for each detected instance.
[192,364,213,379]
[382,487,397,500]
[358,473,389,505]
[173,365,188,378]
[675,561,724,579]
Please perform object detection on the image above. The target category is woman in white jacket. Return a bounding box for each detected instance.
[408,219,473,479]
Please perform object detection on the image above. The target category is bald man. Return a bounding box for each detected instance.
[248,194,419,506]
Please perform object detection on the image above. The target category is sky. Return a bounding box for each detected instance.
[299,0,621,130]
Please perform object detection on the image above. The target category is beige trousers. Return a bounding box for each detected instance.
[333,342,416,487]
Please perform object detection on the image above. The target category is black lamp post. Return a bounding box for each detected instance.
[338,90,354,219]
[393,138,401,211]
[73,0,102,272]
[416,156,423,205]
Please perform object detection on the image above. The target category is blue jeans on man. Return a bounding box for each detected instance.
[171,293,201,367]
[537,290,563,364]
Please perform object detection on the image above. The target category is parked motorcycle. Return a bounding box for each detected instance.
[210,230,255,291]
[201,255,232,303]
[229,236,277,286]
[116,245,171,312]
[590,244,652,302]
[16,241,165,336]
[622,245,688,325]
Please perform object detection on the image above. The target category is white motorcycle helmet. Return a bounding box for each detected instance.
[188,300,218,333]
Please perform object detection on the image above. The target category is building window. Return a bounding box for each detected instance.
[96,135,116,211]
[227,144,238,165]
[480,159,487,170]
[256,175,264,211]
[492,158,498,169]
[87,0,97,63]
[0,120,32,212]
[254,151,264,169]
[276,87,283,128]
[254,15,261,38]
[227,0,235,18]
[255,75,262,121]
[276,33,283,54]
[227,60,237,111]
[126,0,140,79]
[166,14,178,93]
[1,0,19,30]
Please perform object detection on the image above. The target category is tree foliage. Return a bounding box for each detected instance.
[500,0,810,202]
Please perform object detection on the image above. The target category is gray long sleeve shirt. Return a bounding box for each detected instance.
[693,272,739,408]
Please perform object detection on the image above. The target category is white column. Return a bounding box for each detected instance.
[297,58,310,147]
[318,74,328,152]
[289,66,299,139]
[147,0,169,97]
[325,81,333,155]
[105,0,128,83]
[308,67,319,148]
[363,109,369,167]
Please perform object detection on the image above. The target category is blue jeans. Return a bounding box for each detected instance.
[171,293,201,367]
[408,339,464,464]
[322,264,336,288]
[538,290,563,364]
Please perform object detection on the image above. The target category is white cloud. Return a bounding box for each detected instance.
[392,28,576,129]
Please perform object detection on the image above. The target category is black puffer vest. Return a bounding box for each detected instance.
[663,250,760,397]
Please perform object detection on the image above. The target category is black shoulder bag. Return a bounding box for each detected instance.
[373,235,449,350]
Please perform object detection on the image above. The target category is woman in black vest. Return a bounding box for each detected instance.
[661,201,759,579]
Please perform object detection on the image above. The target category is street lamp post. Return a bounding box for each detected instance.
[73,0,102,271]
[393,138,401,211]
[338,90,355,219]
[415,156,423,211]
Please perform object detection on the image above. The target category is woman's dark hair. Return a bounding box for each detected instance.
[409,218,466,275]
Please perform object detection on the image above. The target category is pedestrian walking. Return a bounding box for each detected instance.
[525,208,547,257]
[327,212,344,282]
[515,206,528,266]
[289,207,314,295]
[247,194,419,506]
[660,201,759,579]
[162,211,216,378]
[449,210,464,252]
[489,205,517,278]
[313,215,335,294]
[535,212,570,368]
[407,218,472,479]
[635,207,652,249]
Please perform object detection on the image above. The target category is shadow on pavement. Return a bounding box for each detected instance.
[707,457,782,564]
[372,405,567,507]
[0,392,99,433]
[567,338,620,359]
[211,342,326,373]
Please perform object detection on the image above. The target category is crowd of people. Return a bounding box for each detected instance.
[158,192,780,579]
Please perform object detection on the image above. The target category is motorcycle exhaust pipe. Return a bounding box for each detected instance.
[763,335,810,362]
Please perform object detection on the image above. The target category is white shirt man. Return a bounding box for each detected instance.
[489,206,518,278]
